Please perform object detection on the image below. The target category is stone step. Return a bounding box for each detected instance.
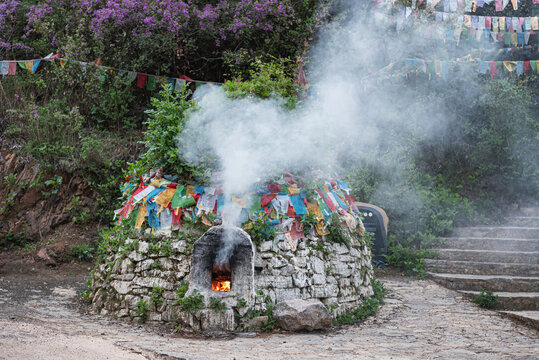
[453,227,539,239]
[428,273,539,292]
[425,259,539,277]
[505,216,539,227]
[520,207,539,217]
[432,249,539,264]
[498,311,539,330]
[460,291,539,311]
[437,237,539,252]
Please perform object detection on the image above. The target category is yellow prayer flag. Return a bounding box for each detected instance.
[511,32,518,45]
[510,0,517,10]
[231,195,246,208]
[464,15,471,28]
[24,61,34,74]
[315,221,330,236]
[154,187,176,208]
[306,201,323,221]
[135,207,148,229]
[503,61,517,72]
[288,187,300,195]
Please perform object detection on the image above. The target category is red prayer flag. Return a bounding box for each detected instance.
[7,61,16,75]
[137,73,148,88]
[523,61,530,74]
[261,194,276,207]
[180,75,194,82]
[489,61,497,80]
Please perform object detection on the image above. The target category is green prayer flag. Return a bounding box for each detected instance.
[504,32,511,45]
[317,198,331,218]
[146,75,157,91]
[176,195,196,208]
[170,185,185,209]
[129,208,140,228]
[531,60,537,74]
[428,61,436,76]
[247,194,262,212]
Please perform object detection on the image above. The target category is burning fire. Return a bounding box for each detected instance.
[212,262,231,292]
[212,278,231,292]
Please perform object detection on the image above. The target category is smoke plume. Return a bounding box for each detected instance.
[177,0,492,227]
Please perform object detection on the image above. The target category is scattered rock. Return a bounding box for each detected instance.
[244,316,268,330]
[36,248,56,266]
[273,299,332,331]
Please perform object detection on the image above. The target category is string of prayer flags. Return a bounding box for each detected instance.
[0,54,224,92]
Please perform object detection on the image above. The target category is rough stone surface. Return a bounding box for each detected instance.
[89,225,375,331]
[274,299,332,331]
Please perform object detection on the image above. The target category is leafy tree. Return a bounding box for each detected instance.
[135,83,198,178]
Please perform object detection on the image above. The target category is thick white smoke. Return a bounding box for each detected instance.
[177,0,491,226]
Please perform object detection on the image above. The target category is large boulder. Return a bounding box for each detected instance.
[273,299,332,331]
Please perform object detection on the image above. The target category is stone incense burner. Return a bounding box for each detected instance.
[90,225,374,331]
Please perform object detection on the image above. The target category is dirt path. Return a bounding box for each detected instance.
[0,266,537,360]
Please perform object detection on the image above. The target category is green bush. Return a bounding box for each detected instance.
[334,297,381,326]
[385,243,430,278]
[245,218,276,245]
[175,289,205,315]
[371,279,386,302]
[134,83,198,178]
[209,297,227,314]
[223,57,301,109]
[71,244,95,261]
[326,214,351,246]
[333,279,386,326]
[8,99,83,170]
[472,289,499,309]
[131,299,150,322]
[150,286,164,308]
[175,280,189,299]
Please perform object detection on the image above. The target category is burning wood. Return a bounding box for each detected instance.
[212,262,231,292]
[212,277,231,292]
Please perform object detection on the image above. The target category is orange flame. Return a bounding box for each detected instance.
[212,279,231,292]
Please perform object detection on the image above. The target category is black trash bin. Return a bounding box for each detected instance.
[355,203,388,268]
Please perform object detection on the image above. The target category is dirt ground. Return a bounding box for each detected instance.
[0,262,537,360]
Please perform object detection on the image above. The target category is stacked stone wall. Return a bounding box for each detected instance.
[254,235,374,315]
[89,230,374,330]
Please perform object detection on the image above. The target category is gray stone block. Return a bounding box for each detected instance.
[259,241,273,252]
[128,251,145,262]
[111,280,131,295]
[311,256,325,274]
[274,299,332,331]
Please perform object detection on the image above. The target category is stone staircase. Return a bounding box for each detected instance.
[426,206,539,329]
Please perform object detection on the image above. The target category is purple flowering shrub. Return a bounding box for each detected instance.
[1,0,317,80]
